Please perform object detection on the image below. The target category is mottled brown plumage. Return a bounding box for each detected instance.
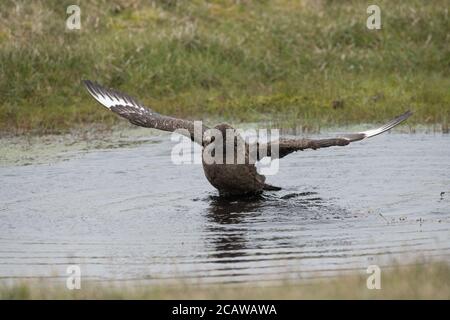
[201,123,273,196]
[83,80,412,196]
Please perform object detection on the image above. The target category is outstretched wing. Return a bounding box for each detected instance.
[258,110,413,159]
[83,80,208,145]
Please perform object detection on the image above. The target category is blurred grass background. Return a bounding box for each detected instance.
[1,262,449,299]
[0,0,449,134]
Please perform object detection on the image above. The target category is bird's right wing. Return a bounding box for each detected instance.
[257,110,413,159]
[83,80,208,145]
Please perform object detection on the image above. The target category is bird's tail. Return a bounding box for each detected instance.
[263,184,282,191]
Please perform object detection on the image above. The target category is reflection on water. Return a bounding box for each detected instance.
[0,132,449,284]
[206,195,261,260]
[205,192,348,263]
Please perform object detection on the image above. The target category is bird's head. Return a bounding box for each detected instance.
[214,123,234,135]
[203,123,235,146]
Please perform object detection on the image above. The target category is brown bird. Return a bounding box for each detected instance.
[83,80,412,196]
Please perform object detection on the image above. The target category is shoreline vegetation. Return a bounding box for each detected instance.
[1,0,449,135]
[0,123,443,166]
[1,262,449,299]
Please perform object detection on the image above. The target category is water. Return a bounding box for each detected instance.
[0,130,449,284]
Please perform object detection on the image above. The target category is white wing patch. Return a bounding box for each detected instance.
[340,110,413,142]
[83,80,147,113]
[359,110,413,139]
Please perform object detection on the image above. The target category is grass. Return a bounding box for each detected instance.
[1,262,449,299]
[0,0,449,134]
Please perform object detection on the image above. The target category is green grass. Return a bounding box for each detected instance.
[1,0,449,134]
[1,262,449,299]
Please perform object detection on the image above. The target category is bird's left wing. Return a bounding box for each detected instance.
[257,110,413,159]
[83,80,208,145]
